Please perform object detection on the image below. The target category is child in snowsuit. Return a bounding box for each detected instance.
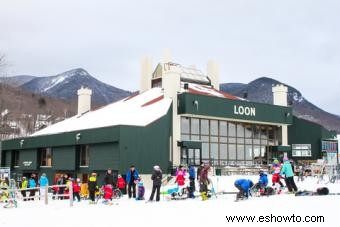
[88,172,98,203]
[117,175,126,195]
[199,164,210,200]
[102,184,113,204]
[234,179,254,200]
[136,182,145,200]
[272,160,284,187]
[175,166,186,187]
[254,171,268,196]
[72,178,81,202]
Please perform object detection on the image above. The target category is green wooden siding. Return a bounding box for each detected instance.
[53,146,76,170]
[1,126,120,150]
[288,116,336,160]
[119,107,172,174]
[4,150,11,167]
[89,143,119,171]
[178,93,292,125]
[19,149,38,170]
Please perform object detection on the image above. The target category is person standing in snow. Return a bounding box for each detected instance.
[28,174,37,201]
[149,165,162,202]
[199,164,210,200]
[197,162,204,180]
[126,165,139,199]
[20,177,28,201]
[280,157,298,193]
[72,178,81,202]
[88,172,98,203]
[271,159,284,188]
[188,165,196,198]
[39,173,49,199]
[104,168,116,187]
[175,165,186,187]
[117,174,126,194]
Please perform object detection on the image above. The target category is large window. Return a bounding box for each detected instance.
[80,145,90,167]
[40,148,52,167]
[180,117,279,166]
[292,144,312,157]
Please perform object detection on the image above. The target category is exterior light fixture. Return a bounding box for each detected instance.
[76,133,81,141]
[20,139,24,147]
[193,100,199,110]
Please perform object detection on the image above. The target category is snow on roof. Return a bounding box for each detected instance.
[182,83,243,100]
[31,88,172,137]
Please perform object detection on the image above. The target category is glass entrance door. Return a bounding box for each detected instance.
[181,147,201,166]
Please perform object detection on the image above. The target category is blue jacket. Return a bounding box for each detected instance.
[39,176,49,187]
[235,179,253,196]
[29,178,36,188]
[188,166,195,179]
[280,160,294,177]
[258,174,268,187]
[126,169,139,184]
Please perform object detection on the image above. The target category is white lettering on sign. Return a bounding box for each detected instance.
[234,105,256,117]
[22,161,32,167]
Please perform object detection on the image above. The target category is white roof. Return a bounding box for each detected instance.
[31,88,172,137]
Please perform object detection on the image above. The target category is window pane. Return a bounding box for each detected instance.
[220,137,228,143]
[261,126,268,139]
[191,118,199,134]
[219,121,227,136]
[253,126,260,139]
[181,134,190,140]
[237,124,244,137]
[245,139,252,144]
[245,125,252,138]
[237,144,245,160]
[253,146,261,158]
[191,135,200,140]
[210,136,218,143]
[237,138,245,144]
[200,119,209,135]
[210,120,218,136]
[181,117,190,134]
[201,135,209,142]
[228,122,236,137]
[228,137,236,143]
[229,144,236,160]
[202,143,209,159]
[220,144,228,159]
[245,145,253,160]
[210,143,219,163]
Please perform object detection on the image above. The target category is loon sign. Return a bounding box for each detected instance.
[234,105,256,117]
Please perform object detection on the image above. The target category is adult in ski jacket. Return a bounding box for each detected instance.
[21,177,28,201]
[234,179,254,199]
[39,173,49,199]
[28,174,37,200]
[104,169,116,186]
[280,158,298,192]
[126,165,139,198]
[149,165,162,202]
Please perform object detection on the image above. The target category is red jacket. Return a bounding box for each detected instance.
[175,175,185,186]
[72,182,80,193]
[103,185,113,200]
[117,177,126,189]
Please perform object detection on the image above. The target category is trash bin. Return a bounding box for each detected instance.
[215,168,221,176]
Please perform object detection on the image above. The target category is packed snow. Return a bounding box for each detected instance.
[1,175,339,227]
[31,88,172,136]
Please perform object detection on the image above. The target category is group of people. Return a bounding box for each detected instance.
[1,157,301,204]
[234,157,298,201]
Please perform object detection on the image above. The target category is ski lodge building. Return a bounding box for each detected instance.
[0,56,337,183]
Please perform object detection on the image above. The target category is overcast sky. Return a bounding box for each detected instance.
[1,0,340,114]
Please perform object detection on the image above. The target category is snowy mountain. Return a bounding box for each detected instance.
[0,75,36,87]
[220,77,340,133]
[20,68,132,104]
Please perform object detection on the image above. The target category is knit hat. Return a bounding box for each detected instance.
[154,165,160,171]
[283,157,289,161]
[273,159,279,164]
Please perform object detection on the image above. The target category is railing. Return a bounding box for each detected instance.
[6,184,74,207]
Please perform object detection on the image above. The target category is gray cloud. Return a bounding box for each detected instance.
[1,0,340,114]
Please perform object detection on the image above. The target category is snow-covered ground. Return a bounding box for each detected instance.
[1,175,339,227]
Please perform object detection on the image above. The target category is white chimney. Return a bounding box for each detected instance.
[272,84,289,146]
[272,84,288,106]
[162,48,172,63]
[140,56,153,92]
[77,86,92,115]
[207,60,220,90]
